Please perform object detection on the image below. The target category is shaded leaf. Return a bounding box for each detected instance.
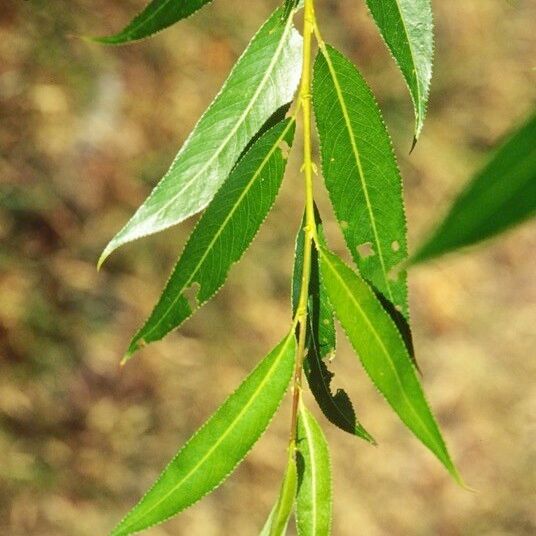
[411,111,536,264]
[313,44,409,319]
[261,447,298,536]
[99,7,302,266]
[292,207,374,442]
[364,0,434,139]
[296,403,332,536]
[93,0,213,44]
[126,118,295,359]
[110,333,296,536]
[318,246,461,482]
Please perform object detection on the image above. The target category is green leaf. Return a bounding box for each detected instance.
[99,7,302,267]
[296,403,332,536]
[93,0,213,44]
[411,111,536,265]
[318,246,461,482]
[292,207,374,443]
[126,118,295,359]
[110,333,296,536]
[261,447,298,536]
[312,45,410,319]
[364,0,434,140]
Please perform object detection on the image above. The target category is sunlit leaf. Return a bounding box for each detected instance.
[292,207,374,442]
[99,7,302,266]
[318,246,461,482]
[296,403,332,536]
[126,118,295,359]
[93,0,213,44]
[261,447,298,536]
[110,333,296,536]
[313,44,409,319]
[411,111,536,264]
[364,0,434,140]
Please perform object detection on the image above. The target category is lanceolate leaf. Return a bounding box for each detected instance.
[292,207,374,443]
[261,447,298,536]
[110,333,296,536]
[364,0,434,140]
[94,0,213,45]
[99,7,302,266]
[411,111,536,265]
[318,247,461,482]
[126,119,295,359]
[296,403,332,536]
[313,45,409,318]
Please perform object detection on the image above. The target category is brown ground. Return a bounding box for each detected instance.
[1,1,535,535]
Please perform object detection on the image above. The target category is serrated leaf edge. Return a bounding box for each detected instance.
[318,246,462,484]
[99,8,301,266]
[126,118,296,358]
[111,332,296,536]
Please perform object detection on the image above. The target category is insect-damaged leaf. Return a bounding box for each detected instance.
[126,118,295,359]
[313,45,410,320]
[99,7,302,266]
[292,207,374,442]
[318,246,461,483]
[296,403,332,536]
[364,0,434,140]
[110,333,296,536]
[411,110,536,264]
[93,0,213,44]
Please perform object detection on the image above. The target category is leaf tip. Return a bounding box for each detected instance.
[409,135,418,155]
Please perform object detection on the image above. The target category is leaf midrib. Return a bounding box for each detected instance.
[124,0,177,37]
[139,120,294,343]
[320,48,395,304]
[320,249,446,460]
[138,14,295,230]
[117,334,294,534]
[390,0,423,115]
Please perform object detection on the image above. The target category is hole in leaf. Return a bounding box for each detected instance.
[391,240,400,252]
[278,140,290,159]
[357,242,375,258]
[184,283,201,310]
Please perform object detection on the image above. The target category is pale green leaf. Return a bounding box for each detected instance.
[99,7,302,266]
[411,110,536,264]
[93,0,213,45]
[126,118,295,359]
[292,207,374,443]
[296,403,332,536]
[313,45,410,318]
[261,447,298,536]
[364,0,434,139]
[110,333,296,536]
[318,246,461,482]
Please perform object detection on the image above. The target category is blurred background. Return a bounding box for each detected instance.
[1,0,535,534]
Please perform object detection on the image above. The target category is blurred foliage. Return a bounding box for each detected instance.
[0,0,535,534]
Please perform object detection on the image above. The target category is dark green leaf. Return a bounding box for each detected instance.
[296,403,332,536]
[411,111,536,264]
[292,207,374,442]
[313,45,410,319]
[110,333,296,536]
[318,246,461,482]
[93,0,213,44]
[126,118,295,359]
[364,0,434,139]
[99,7,302,266]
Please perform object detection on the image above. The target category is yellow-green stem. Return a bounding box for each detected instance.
[289,0,318,442]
